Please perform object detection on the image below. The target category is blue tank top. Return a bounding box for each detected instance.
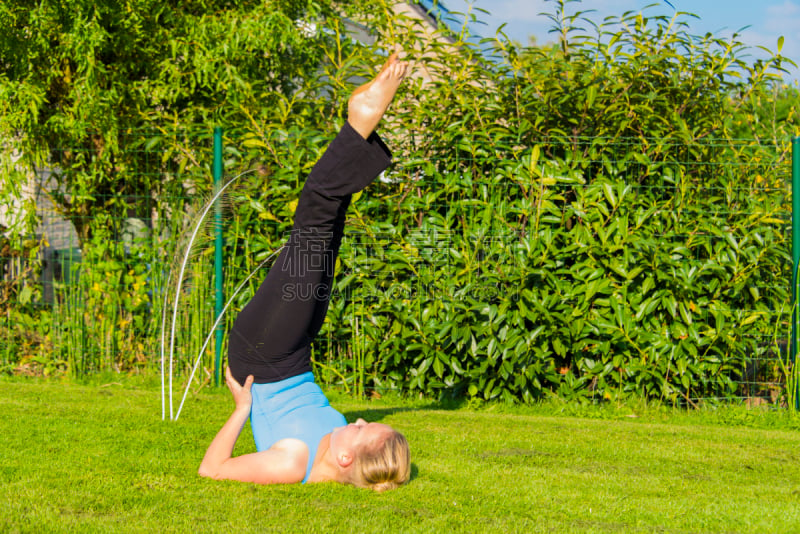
[249,372,346,483]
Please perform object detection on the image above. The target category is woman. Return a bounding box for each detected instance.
[199,53,411,492]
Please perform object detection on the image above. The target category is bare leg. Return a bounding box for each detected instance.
[347,52,409,139]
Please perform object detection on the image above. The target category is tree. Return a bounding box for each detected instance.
[0,0,381,243]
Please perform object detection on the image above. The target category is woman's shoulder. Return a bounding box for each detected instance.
[270,438,310,474]
[271,437,309,454]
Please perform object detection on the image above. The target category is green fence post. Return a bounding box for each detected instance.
[213,127,224,388]
[793,137,800,408]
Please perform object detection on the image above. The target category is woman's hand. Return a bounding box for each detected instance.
[200,367,262,481]
[225,366,254,410]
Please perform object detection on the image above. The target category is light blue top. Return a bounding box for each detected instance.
[249,372,346,483]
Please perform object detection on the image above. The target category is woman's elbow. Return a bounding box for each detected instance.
[198,462,218,479]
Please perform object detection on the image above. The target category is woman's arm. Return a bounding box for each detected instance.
[198,368,306,484]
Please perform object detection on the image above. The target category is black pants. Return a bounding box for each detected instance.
[228,123,392,385]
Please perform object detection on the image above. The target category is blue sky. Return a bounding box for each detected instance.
[443,0,799,83]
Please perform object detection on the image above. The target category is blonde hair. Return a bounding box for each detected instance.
[348,430,411,492]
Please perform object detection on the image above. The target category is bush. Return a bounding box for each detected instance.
[312,0,794,403]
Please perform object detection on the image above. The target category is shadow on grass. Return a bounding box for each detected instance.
[341,400,470,423]
[339,393,477,423]
[341,407,427,423]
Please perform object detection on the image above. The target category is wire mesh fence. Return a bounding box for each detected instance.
[0,129,793,405]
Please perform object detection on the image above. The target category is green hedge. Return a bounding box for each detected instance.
[312,136,788,403]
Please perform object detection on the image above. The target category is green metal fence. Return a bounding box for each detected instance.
[0,130,794,406]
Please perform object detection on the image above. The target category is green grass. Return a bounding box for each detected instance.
[2,377,800,533]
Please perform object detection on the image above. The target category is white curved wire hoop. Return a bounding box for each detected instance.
[159,267,173,420]
[160,169,255,420]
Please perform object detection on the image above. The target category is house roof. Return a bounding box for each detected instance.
[408,1,460,38]
[406,1,495,53]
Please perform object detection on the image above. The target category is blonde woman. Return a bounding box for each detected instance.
[199,53,410,492]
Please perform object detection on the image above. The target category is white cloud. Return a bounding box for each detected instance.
[767,0,800,18]
[483,0,549,21]
[763,1,800,40]
[760,1,800,80]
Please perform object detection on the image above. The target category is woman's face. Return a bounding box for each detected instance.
[330,418,393,459]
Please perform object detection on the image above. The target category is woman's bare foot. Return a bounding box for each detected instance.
[347,52,409,139]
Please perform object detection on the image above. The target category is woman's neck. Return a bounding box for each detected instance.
[307,433,340,483]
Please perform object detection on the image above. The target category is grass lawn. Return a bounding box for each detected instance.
[1,377,799,533]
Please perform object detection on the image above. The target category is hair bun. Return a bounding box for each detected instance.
[372,481,395,493]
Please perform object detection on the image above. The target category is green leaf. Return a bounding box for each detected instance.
[432,356,444,378]
[602,183,617,208]
[18,286,33,305]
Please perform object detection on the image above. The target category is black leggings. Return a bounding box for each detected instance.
[228,123,392,385]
